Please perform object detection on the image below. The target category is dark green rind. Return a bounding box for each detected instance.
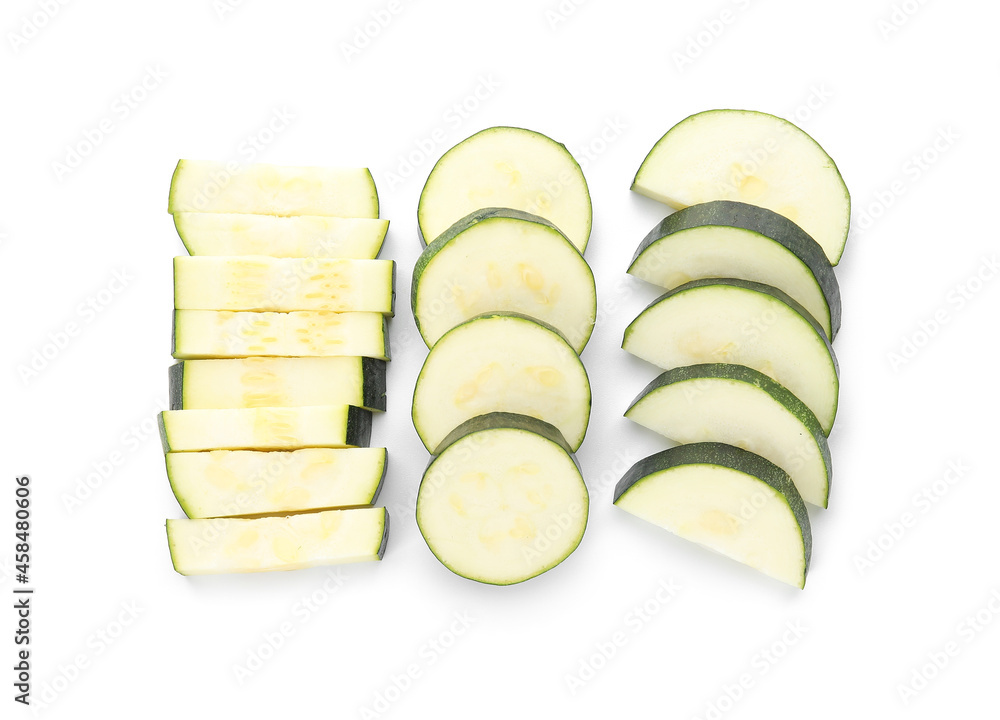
[380,315,391,362]
[411,207,594,350]
[345,406,373,448]
[362,358,388,412]
[630,109,851,265]
[624,277,840,388]
[628,201,841,340]
[418,411,588,586]
[170,311,178,358]
[376,508,390,560]
[416,126,592,249]
[370,449,389,506]
[157,412,171,454]
[625,363,832,507]
[388,259,396,317]
[168,363,184,411]
[364,168,380,220]
[412,311,590,452]
[613,442,811,584]
[430,411,576,459]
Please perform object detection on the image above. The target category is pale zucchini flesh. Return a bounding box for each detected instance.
[412,208,596,353]
[412,313,592,453]
[167,507,389,575]
[628,201,840,340]
[417,413,588,585]
[171,310,389,361]
[173,213,387,259]
[614,443,810,588]
[168,357,386,412]
[166,447,387,518]
[173,257,395,315]
[622,279,839,434]
[168,160,379,218]
[418,126,592,251]
[625,364,831,507]
[158,405,372,452]
[632,110,850,265]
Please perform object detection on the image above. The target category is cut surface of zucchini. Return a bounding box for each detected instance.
[417,413,588,585]
[632,109,850,264]
[622,279,839,433]
[628,201,840,339]
[171,310,389,361]
[412,208,596,353]
[166,447,387,518]
[158,405,372,452]
[168,160,379,218]
[173,213,387,258]
[173,257,394,314]
[614,443,810,588]
[625,364,831,507]
[167,507,388,575]
[412,312,591,453]
[169,357,386,412]
[418,126,592,251]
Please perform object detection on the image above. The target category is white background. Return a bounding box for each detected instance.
[4,0,999,717]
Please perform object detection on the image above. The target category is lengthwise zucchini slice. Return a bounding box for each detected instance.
[614,443,811,588]
[168,160,379,218]
[167,506,389,575]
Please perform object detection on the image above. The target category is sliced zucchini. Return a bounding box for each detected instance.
[632,109,851,265]
[166,447,387,518]
[167,160,379,218]
[418,126,592,251]
[628,201,840,340]
[173,257,394,315]
[412,208,596,352]
[173,213,387,258]
[622,279,839,433]
[168,357,386,412]
[157,405,372,452]
[625,364,831,507]
[412,312,591,453]
[614,443,810,588]
[167,506,389,575]
[171,310,389,361]
[417,413,588,585]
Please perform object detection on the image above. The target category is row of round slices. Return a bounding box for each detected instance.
[613,109,850,589]
[409,127,598,585]
[160,160,394,576]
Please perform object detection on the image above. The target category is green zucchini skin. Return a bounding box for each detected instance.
[345,406,373,449]
[168,362,184,411]
[614,442,811,575]
[376,510,390,560]
[430,411,577,459]
[629,201,841,340]
[361,357,388,412]
[626,363,832,507]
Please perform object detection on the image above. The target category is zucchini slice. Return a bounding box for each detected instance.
[167,506,389,575]
[171,310,389,361]
[173,213,387,259]
[625,364,831,508]
[412,312,591,453]
[173,257,394,315]
[166,447,387,518]
[158,405,372,452]
[168,160,379,218]
[168,357,386,412]
[614,443,810,588]
[632,109,850,265]
[418,126,592,251]
[412,208,596,352]
[622,279,839,434]
[628,201,840,340]
[416,413,588,585]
